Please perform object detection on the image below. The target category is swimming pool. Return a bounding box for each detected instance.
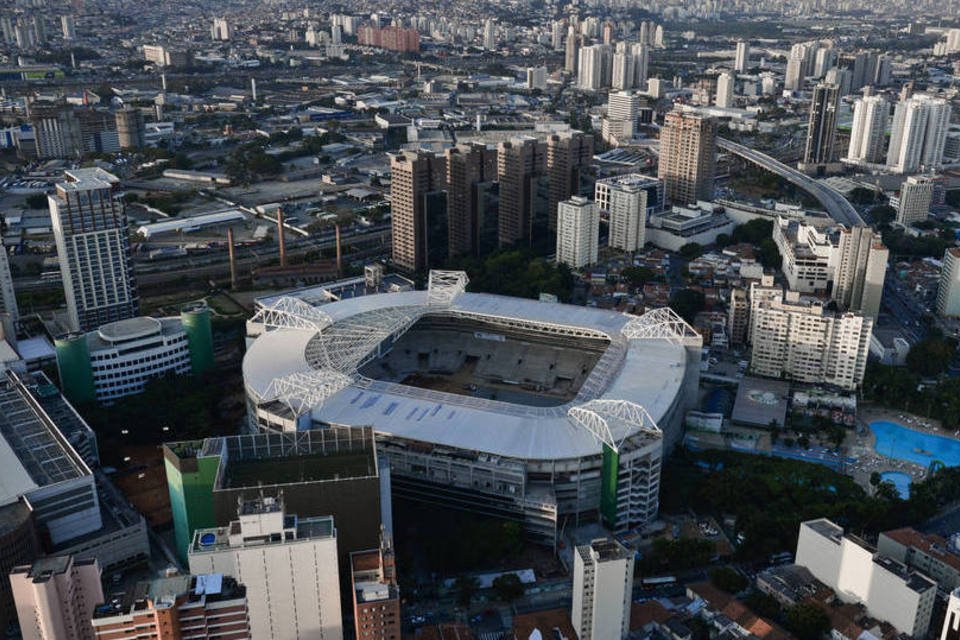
[870,421,960,468]
[880,471,911,499]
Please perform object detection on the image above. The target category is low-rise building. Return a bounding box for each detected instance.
[351,536,400,640]
[877,528,960,593]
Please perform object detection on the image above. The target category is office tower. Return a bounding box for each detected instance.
[91,573,249,640]
[604,91,639,142]
[749,280,873,390]
[497,137,546,248]
[483,19,496,50]
[937,248,960,318]
[846,94,889,164]
[10,556,103,640]
[555,197,598,269]
[658,109,717,205]
[896,176,934,226]
[796,519,936,639]
[446,143,497,259]
[60,15,75,40]
[210,17,231,41]
[551,20,564,51]
[526,66,547,90]
[115,107,145,149]
[606,183,647,252]
[350,535,400,640]
[564,26,578,73]
[887,94,952,173]
[734,40,749,73]
[389,151,446,273]
[800,83,840,173]
[48,169,138,332]
[0,248,17,325]
[573,538,634,640]
[578,44,608,91]
[547,131,593,233]
[188,497,342,640]
[715,72,735,108]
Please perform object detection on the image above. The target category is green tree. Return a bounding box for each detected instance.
[491,573,525,603]
[709,566,748,593]
[784,603,830,640]
[669,288,706,323]
[758,239,781,269]
[906,337,956,378]
[453,575,479,608]
[679,243,704,260]
[731,219,773,245]
[621,266,655,288]
[744,591,781,619]
[870,204,897,226]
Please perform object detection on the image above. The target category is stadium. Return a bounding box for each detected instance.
[243,271,701,546]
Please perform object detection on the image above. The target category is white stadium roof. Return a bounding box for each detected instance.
[244,272,699,461]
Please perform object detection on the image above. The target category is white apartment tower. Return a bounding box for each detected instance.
[483,19,496,50]
[578,45,610,91]
[48,169,139,332]
[887,94,952,173]
[846,94,889,165]
[715,72,735,108]
[734,40,749,73]
[556,196,598,269]
[943,588,960,640]
[611,43,634,91]
[604,91,639,142]
[796,519,936,639]
[573,538,634,640]
[60,15,75,40]
[211,17,232,40]
[896,176,934,226]
[607,184,647,252]
[937,248,960,318]
[749,278,873,390]
[188,497,342,640]
[0,247,18,324]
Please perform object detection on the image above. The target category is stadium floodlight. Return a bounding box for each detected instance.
[427,270,469,305]
[251,296,333,332]
[621,306,701,345]
[266,368,353,416]
[568,399,661,452]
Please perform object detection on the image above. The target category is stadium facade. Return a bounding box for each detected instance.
[243,271,701,546]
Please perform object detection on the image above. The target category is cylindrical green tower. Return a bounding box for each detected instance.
[55,333,96,405]
[181,303,215,374]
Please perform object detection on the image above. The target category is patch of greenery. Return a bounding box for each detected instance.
[447,248,575,302]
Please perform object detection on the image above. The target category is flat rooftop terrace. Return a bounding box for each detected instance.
[223,449,376,488]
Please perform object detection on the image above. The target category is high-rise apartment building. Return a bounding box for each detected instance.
[10,556,103,640]
[497,137,546,248]
[572,538,634,640]
[604,183,648,252]
[896,176,934,226]
[564,26,579,74]
[734,40,749,73]
[555,197,598,269]
[937,248,960,318]
[846,94,889,165]
[578,44,611,91]
[49,168,139,332]
[188,498,342,640]
[350,536,400,640]
[547,131,593,233]
[796,519,936,639]
[772,218,887,318]
[91,573,249,640]
[210,17,231,40]
[944,588,960,640]
[715,72,735,108]
[115,107,145,149]
[611,43,634,91]
[728,287,749,346]
[389,152,446,273]
[658,109,717,205]
[445,143,497,259]
[887,94,952,173]
[603,91,639,143]
[483,19,496,50]
[749,278,872,390]
[800,83,840,173]
[60,15,75,40]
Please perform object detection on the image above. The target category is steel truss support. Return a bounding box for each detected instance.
[621,307,701,346]
[251,296,333,332]
[427,270,469,306]
[568,399,662,453]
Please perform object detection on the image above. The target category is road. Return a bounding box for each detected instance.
[718,138,864,227]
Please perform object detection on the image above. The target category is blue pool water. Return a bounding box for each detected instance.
[880,471,911,499]
[870,420,960,468]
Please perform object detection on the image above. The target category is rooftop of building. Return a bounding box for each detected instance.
[92,573,245,620]
[512,607,578,640]
[12,555,96,583]
[189,513,335,555]
[872,555,936,593]
[59,167,118,192]
[86,316,184,351]
[581,537,632,562]
[0,370,89,506]
[804,518,845,544]
[881,527,960,573]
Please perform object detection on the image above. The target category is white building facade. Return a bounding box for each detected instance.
[573,538,634,640]
[556,196,598,269]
